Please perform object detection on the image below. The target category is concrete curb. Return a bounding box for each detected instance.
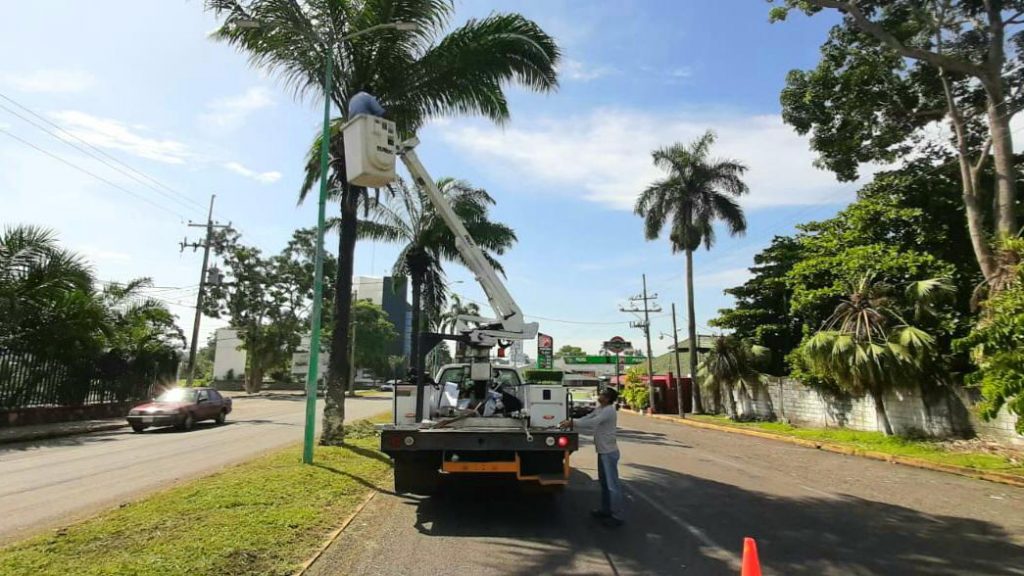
[0,422,129,445]
[294,490,379,576]
[624,410,1024,489]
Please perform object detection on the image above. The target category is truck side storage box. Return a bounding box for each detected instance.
[525,385,566,428]
[394,385,418,425]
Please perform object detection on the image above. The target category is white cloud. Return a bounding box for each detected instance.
[438,108,867,211]
[78,246,132,264]
[224,161,282,184]
[4,69,95,93]
[201,87,275,130]
[561,59,616,82]
[49,110,192,164]
[694,267,751,288]
[669,67,692,78]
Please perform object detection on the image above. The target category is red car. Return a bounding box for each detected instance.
[127,387,232,433]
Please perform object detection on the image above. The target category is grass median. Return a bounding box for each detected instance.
[689,414,1024,479]
[0,415,393,576]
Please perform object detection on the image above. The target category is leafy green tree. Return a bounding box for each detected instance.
[207,0,559,445]
[771,0,1024,278]
[205,230,316,394]
[634,130,750,414]
[698,335,769,419]
[711,236,802,376]
[359,177,516,379]
[958,238,1024,432]
[797,274,952,435]
[352,300,398,380]
[554,345,586,359]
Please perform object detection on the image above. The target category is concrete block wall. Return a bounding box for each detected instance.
[756,378,1023,446]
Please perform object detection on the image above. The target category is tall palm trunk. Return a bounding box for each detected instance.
[869,386,894,436]
[407,248,429,381]
[410,274,423,377]
[321,187,359,446]
[685,248,704,413]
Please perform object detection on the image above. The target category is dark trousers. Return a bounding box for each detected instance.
[597,450,623,517]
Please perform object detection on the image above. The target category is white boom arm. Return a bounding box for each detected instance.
[398,137,538,347]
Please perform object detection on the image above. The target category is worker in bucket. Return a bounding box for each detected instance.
[561,387,624,527]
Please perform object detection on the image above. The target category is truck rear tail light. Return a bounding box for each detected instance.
[557,436,569,448]
[403,436,415,446]
[545,437,555,447]
[386,435,402,448]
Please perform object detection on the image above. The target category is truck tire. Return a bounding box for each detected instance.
[394,453,441,496]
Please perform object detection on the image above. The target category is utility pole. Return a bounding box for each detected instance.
[620,274,661,413]
[671,303,685,417]
[180,195,229,387]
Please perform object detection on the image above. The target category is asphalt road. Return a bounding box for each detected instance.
[310,412,1024,576]
[0,394,389,544]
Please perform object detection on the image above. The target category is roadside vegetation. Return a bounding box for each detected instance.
[698,2,1024,434]
[690,414,1024,479]
[1,225,182,406]
[0,417,392,576]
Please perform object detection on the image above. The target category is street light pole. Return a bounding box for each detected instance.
[671,303,685,417]
[231,17,416,464]
[302,53,333,465]
[292,20,416,465]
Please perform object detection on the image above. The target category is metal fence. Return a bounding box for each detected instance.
[0,348,178,410]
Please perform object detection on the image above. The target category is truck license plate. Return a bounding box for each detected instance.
[142,416,155,423]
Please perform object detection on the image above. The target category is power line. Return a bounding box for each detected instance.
[0,91,210,218]
[0,126,187,219]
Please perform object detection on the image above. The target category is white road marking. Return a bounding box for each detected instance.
[625,484,742,571]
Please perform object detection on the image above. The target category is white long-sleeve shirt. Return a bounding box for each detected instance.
[573,404,618,454]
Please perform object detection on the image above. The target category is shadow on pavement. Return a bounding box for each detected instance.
[406,465,1024,575]
[615,429,692,449]
[0,428,126,453]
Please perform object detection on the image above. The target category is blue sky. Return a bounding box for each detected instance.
[0,1,853,357]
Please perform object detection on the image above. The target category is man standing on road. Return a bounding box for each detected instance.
[561,387,624,527]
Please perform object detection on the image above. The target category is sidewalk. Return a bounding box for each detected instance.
[0,418,127,445]
[627,409,1024,488]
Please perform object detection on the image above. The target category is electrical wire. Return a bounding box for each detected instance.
[0,126,187,219]
[0,91,211,218]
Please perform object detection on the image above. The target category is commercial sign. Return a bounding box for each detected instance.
[563,355,644,365]
[537,333,554,369]
[603,336,630,354]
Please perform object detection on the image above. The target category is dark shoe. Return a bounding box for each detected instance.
[602,516,625,528]
[590,509,611,519]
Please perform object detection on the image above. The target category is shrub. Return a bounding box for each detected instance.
[620,383,650,410]
[524,369,563,383]
[958,238,1024,433]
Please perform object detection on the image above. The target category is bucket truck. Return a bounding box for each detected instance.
[342,110,578,495]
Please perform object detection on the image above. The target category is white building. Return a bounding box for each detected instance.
[290,334,330,383]
[213,328,246,380]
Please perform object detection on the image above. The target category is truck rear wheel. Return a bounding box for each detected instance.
[393,453,441,496]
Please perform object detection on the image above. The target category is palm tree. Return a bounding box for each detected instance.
[0,225,95,352]
[359,177,515,377]
[634,130,750,414]
[207,0,559,444]
[798,275,951,435]
[698,335,769,420]
[440,294,480,335]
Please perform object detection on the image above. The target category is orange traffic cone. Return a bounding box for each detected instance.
[741,537,762,576]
